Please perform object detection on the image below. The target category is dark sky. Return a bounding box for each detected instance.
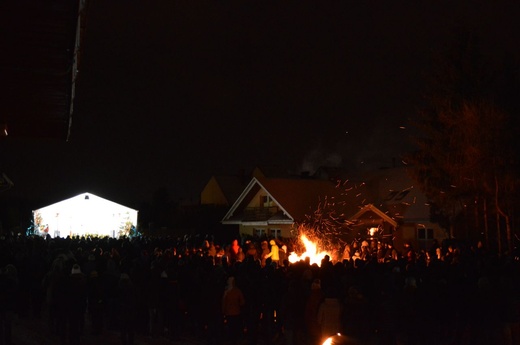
[1,0,519,208]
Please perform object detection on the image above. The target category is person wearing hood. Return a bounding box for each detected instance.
[264,240,280,267]
[118,273,137,345]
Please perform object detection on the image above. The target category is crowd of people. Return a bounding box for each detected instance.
[0,231,519,345]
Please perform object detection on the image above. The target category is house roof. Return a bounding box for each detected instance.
[312,166,351,182]
[350,203,398,228]
[251,165,295,179]
[222,177,344,224]
[222,166,432,228]
[355,166,431,223]
[212,174,250,205]
[258,177,343,221]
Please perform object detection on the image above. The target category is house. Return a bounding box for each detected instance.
[357,166,447,251]
[348,203,398,241]
[32,192,138,238]
[221,166,447,252]
[221,176,349,239]
[201,174,250,207]
[200,165,294,207]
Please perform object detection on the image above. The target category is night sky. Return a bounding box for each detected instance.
[1,1,519,208]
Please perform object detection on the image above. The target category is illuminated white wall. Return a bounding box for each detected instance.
[33,192,138,238]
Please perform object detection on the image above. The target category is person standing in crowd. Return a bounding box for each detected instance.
[42,256,68,341]
[202,239,211,257]
[317,287,343,344]
[360,241,370,261]
[66,263,88,345]
[202,260,227,345]
[377,242,387,263]
[229,239,241,265]
[279,243,288,267]
[330,246,341,265]
[160,268,182,341]
[222,276,245,345]
[403,241,416,263]
[385,243,399,261]
[342,243,351,262]
[87,270,104,336]
[245,240,260,263]
[117,273,137,345]
[260,241,270,267]
[305,278,323,345]
[264,240,280,267]
[203,239,217,263]
[0,264,19,345]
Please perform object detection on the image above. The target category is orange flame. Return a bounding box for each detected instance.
[288,234,332,266]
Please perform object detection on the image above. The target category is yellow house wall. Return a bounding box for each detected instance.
[239,224,294,238]
[200,177,228,205]
[395,222,447,251]
[246,189,269,208]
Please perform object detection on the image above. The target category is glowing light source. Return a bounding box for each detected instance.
[288,234,332,266]
[32,192,138,238]
[321,334,350,345]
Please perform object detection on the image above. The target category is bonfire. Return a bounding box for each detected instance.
[288,233,333,266]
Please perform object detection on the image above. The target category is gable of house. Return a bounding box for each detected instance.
[200,174,249,206]
[350,204,398,228]
[222,177,356,238]
[223,177,345,220]
[356,167,447,250]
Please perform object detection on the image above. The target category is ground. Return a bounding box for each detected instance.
[10,311,204,345]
